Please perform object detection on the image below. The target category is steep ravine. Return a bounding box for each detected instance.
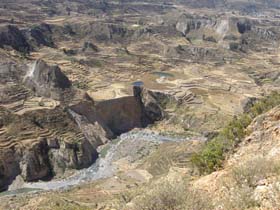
[0,60,167,192]
[2,129,188,195]
[1,80,188,194]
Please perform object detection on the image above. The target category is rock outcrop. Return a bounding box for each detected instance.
[0,149,21,192]
[24,59,71,99]
[48,137,98,174]
[94,96,144,135]
[20,139,51,182]
[26,23,55,48]
[176,14,214,36]
[69,95,157,137]
[69,86,169,139]
[68,106,112,147]
[0,134,99,191]
[236,20,252,34]
[134,86,165,124]
[70,22,131,42]
[82,41,99,52]
[0,25,30,53]
[0,104,101,191]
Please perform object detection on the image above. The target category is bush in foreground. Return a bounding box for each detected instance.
[133,180,213,210]
[191,92,280,174]
[220,157,280,209]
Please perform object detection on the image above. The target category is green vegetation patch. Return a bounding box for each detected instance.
[191,92,280,174]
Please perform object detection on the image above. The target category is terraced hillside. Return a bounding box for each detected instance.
[0,0,279,207]
[0,54,164,191]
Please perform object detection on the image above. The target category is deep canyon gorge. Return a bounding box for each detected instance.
[0,0,280,209]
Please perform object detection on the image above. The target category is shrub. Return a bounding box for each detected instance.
[219,157,280,209]
[133,180,213,210]
[221,184,260,210]
[191,138,224,174]
[135,181,185,210]
[231,157,280,188]
[191,92,280,174]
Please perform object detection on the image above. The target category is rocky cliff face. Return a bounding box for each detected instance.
[0,149,21,192]
[0,57,169,191]
[0,136,99,191]
[69,86,169,138]
[26,23,55,48]
[134,86,165,125]
[24,59,71,99]
[20,139,52,182]
[94,96,144,135]
[175,14,280,54]
[0,25,31,54]
[176,14,217,36]
[0,105,101,191]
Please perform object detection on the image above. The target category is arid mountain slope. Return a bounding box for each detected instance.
[0,0,279,207]
[193,105,280,209]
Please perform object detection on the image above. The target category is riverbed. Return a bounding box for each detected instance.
[2,129,198,196]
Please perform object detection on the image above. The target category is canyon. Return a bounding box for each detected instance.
[0,58,169,191]
[0,0,279,209]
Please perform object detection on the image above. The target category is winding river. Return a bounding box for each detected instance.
[2,129,199,196]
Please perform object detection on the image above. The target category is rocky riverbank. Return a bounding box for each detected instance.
[2,128,195,195]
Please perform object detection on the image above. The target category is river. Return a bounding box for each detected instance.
[2,129,202,196]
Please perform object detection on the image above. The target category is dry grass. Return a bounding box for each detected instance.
[133,180,213,210]
[140,141,201,176]
[231,157,280,188]
[219,157,280,209]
